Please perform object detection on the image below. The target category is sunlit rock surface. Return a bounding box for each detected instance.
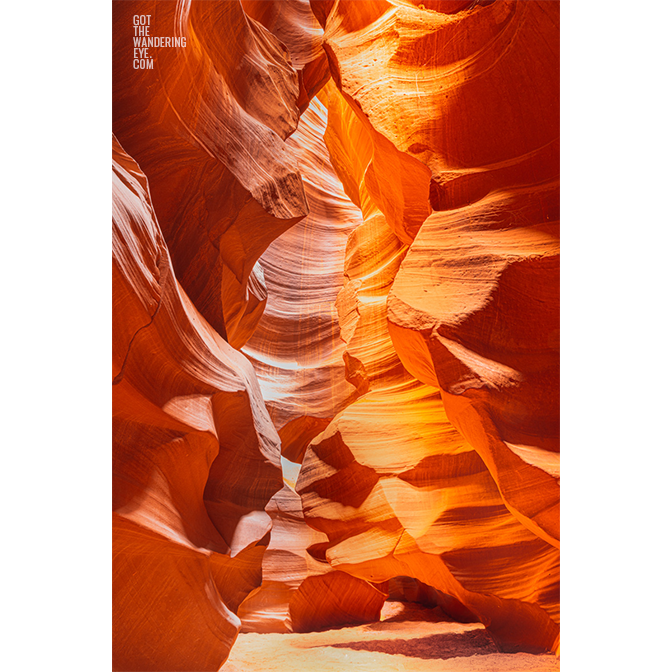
[113,0,308,348]
[241,0,331,113]
[238,94,392,634]
[113,0,559,666]
[316,0,560,524]
[112,136,283,670]
[296,382,559,652]
[242,94,362,433]
[295,0,560,653]
[236,484,388,634]
[387,183,560,546]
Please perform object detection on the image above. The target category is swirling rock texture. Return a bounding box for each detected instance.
[112,135,284,670]
[112,0,559,669]
[113,0,309,350]
[242,93,363,432]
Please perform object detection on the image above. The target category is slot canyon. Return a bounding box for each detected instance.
[112,1,559,670]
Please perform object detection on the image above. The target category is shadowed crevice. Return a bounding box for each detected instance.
[327,629,499,659]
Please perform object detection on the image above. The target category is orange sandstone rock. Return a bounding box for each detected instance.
[239,96,394,633]
[290,2,560,651]
[387,183,560,545]
[113,136,283,669]
[313,0,560,547]
[113,514,239,672]
[242,95,362,431]
[112,0,561,661]
[236,485,329,633]
[241,0,331,113]
[318,0,559,213]
[236,484,387,633]
[113,0,309,348]
[296,383,559,652]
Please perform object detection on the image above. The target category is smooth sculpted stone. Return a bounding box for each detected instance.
[387,183,560,547]
[315,1,559,214]
[112,0,561,662]
[240,95,395,632]
[113,0,309,348]
[296,382,559,653]
[291,3,559,652]
[113,136,284,671]
[313,0,560,548]
[242,94,363,433]
[236,484,388,633]
[241,0,331,113]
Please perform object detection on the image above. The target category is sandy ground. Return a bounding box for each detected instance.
[220,602,559,672]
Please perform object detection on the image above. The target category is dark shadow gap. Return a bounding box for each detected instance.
[326,629,498,660]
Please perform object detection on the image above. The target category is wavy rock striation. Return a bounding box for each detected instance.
[240,95,394,633]
[294,0,560,653]
[113,136,284,670]
[240,0,331,113]
[113,0,560,665]
[314,0,560,547]
[113,0,308,349]
[242,94,362,433]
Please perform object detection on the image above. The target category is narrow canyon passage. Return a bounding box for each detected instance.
[112,2,559,670]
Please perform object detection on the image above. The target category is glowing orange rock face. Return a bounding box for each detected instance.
[113,135,283,670]
[113,0,308,348]
[113,0,560,666]
[296,381,559,652]
[318,0,561,548]
[388,185,560,547]
[240,0,331,113]
[242,95,363,432]
[238,94,399,635]
[235,484,388,634]
[293,0,560,653]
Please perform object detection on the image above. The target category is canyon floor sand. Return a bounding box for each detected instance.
[221,602,559,672]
